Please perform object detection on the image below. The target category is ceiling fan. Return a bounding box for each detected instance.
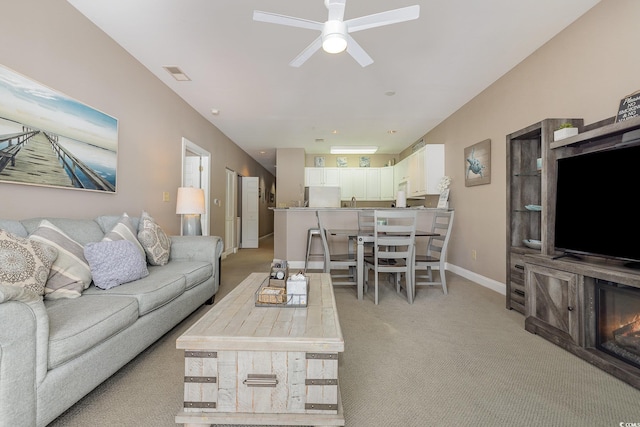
[253,0,420,67]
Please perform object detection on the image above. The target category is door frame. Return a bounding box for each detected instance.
[181,137,210,236]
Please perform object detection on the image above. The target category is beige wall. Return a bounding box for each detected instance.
[0,0,274,239]
[417,0,640,284]
[276,148,305,207]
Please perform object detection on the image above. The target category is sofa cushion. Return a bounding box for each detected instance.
[137,211,171,266]
[46,295,139,369]
[21,218,105,245]
[83,265,186,315]
[0,219,28,237]
[84,240,149,290]
[101,213,145,258]
[174,261,214,290]
[29,220,92,300]
[0,229,58,296]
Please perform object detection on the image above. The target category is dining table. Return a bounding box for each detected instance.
[328,229,440,301]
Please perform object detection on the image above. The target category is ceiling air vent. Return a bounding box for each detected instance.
[163,66,191,81]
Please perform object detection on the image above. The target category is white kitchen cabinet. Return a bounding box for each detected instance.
[365,168,380,200]
[304,167,340,187]
[399,144,444,197]
[380,167,395,200]
[339,168,366,200]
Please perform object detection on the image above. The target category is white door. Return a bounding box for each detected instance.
[241,176,259,248]
[224,168,237,256]
[181,138,210,236]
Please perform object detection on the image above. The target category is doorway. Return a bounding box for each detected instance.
[181,138,210,236]
[224,168,237,257]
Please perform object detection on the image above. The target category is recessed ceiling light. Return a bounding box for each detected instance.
[385,91,396,96]
[330,146,378,154]
[163,66,191,81]
[332,130,338,134]
[315,138,325,143]
[211,109,220,115]
[388,130,397,134]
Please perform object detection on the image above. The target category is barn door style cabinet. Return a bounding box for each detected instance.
[505,118,582,313]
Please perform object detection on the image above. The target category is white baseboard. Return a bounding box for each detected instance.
[289,260,506,296]
[447,263,506,295]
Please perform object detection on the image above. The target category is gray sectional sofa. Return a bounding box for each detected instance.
[0,215,223,427]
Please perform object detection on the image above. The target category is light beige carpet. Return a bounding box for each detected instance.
[49,236,640,426]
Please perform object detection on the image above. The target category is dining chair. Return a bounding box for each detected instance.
[414,210,455,296]
[364,210,417,304]
[357,210,375,257]
[316,211,358,287]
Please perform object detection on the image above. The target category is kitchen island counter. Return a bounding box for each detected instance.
[273,207,447,269]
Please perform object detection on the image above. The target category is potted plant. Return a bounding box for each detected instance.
[554,122,578,141]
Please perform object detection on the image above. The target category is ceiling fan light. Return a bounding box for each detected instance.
[322,20,347,54]
[322,33,347,53]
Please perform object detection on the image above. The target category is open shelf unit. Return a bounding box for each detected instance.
[505,118,583,313]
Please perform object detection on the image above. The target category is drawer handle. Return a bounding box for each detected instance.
[567,306,574,312]
[514,264,525,270]
[243,374,278,387]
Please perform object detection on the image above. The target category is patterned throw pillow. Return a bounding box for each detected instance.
[0,229,58,296]
[84,240,149,290]
[102,213,145,259]
[137,211,171,266]
[29,220,92,299]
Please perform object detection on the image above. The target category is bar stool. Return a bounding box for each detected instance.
[305,227,325,271]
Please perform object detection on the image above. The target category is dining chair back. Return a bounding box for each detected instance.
[358,210,375,256]
[316,211,358,287]
[414,210,455,295]
[364,209,417,304]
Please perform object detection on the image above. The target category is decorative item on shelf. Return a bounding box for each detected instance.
[314,156,325,167]
[615,90,640,123]
[336,156,347,167]
[522,239,542,249]
[359,156,370,167]
[553,123,578,141]
[176,187,205,236]
[524,204,542,211]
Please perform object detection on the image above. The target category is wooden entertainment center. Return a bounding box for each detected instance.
[506,115,640,389]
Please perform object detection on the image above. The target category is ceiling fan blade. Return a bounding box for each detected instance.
[289,36,323,67]
[346,5,420,33]
[326,0,346,21]
[346,34,373,67]
[253,10,323,32]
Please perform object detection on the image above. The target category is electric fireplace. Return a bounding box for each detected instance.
[596,279,640,369]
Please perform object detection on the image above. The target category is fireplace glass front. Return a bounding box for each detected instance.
[596,279,640,369]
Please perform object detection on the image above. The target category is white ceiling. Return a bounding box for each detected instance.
[67,0,600,175]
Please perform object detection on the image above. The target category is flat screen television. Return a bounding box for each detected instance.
[554,141,640,267]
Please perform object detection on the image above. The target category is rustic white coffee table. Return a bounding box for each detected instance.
[175,272,345,426]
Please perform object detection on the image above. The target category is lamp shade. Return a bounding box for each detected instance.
[176,187,205,214]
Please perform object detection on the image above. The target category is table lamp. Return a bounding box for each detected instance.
[176,187,205,236]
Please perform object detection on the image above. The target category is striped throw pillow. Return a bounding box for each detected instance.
[30,220,92,299]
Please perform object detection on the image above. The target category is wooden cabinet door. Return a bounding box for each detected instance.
[525,263,580,345]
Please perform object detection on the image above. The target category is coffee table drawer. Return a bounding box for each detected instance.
[183,349,338,415]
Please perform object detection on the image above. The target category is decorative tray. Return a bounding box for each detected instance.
[255,276,309,308]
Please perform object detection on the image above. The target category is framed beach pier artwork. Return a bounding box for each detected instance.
[0,64,117,192]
